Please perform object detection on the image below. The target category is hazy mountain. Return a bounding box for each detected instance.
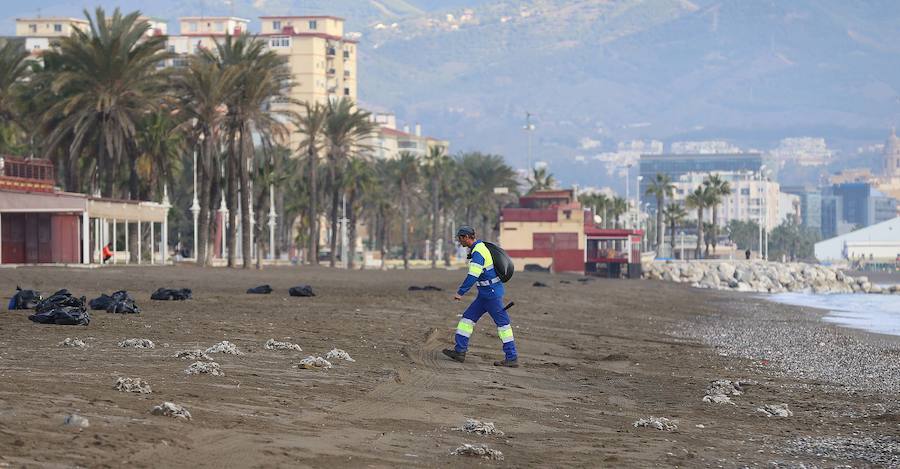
[4,0,900,188]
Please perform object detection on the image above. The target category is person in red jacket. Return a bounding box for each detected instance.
[102,243,113,263]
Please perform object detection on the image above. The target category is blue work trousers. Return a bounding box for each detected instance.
[454,295,518,360]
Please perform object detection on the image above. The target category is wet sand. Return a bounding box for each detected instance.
[0,266,895,467]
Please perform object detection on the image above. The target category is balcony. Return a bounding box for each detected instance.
[343,70,350,78]
[326,48,336,57]
[343,50,350,59]
[327,68,336,76]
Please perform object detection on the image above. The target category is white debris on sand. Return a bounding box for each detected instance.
[264,339,302,352]
[703,379,750,405]
[633,417,678,432]
[174,349,213,361]
[118,338,155,348]
[325,348,355,362]
[184,361,223,376]
[205,340,243,355]
[58,337,87,348]
[758,403,793,417]
[297,356,332,369]
[453,419,504,436]
[151,402,192,420]
[114,377,152,394]
[450,444,504,461]
[63,414,90,428]
[702,394,735,405]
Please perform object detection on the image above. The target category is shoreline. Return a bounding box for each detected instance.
[1,266,898,467]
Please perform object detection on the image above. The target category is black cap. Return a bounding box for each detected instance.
[456,225,475,237]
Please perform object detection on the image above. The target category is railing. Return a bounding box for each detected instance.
[0,156,55,193]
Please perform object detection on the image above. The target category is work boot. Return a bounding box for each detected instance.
[442,349,466,363]
[493,358,519,368]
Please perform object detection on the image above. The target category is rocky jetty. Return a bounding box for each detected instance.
[643,260,900,295]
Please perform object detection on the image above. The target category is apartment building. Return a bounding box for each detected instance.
[16,16,167,57]
[668,171,782,232]
[369,113,449,159]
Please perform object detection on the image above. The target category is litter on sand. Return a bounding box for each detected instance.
[633,417,678,432]
[8,286,41,310]
[325,348,354,362]
[205,341,244,355]
[114,377,152,394]
[702,394,735,405]
[297,356,332,369]
[450,444,504,461]
[174,350,213,361]
[151,402,192,420]
[184,361,223,376]
[757,403,793,417]
[532,281,548,287]
[288,285,315,297]
[246,285,273,294]
[150,288,192,301]
[265,339,302,351]
[63,414,90,428]
[89,290,140,314]
[119,338,155,348]
[28,289,89,325]
[453,419,504,436]
[58,337,87,348]
[408,285,443,291]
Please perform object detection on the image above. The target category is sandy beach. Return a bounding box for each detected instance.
[1,265,898,468]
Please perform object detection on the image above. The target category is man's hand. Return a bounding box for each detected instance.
[453,294,462,302]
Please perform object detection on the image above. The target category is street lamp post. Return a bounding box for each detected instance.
[268,184,276,261]
[190,147,200,262]
[524,112,535,171]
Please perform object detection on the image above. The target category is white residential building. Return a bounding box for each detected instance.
[669,171,782,232]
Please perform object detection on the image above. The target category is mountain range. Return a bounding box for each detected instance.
[4,0,900,189]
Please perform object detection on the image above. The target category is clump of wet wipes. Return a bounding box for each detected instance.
[114,377,152,394]
[151,402,192,420]
[119,338,155,348]
[758,403,793,417]
[453,419,503,436]
[204,340,243,355]
[264,339,302,352]
[174,349,213,361]
[325,348,354,362]
[450,444,504,460]
[633,417,677,432]
[184,361,223,376]
[297,356,332,369]
[58,337,87,348]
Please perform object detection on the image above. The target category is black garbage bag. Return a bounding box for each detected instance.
[29,291,89,325]
[34,289,84,314]
[408,285,443,291]
[8,286,42,310]
[484,242,514,283]
[288,285,315,297]
[532,281,548,287]
[247,285,273,294]
[524,264,550,273]
[90,290,140,313]
[151,288,192,301]
[28,308,90,326]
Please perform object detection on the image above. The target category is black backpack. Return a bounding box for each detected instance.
[484,242,514,283]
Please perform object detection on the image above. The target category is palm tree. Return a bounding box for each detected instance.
[645,173,674,251]
[0,39,29,147]
[458,152,518,239]
[526,167,556,193]
[323,97,374,267]
[663,203,687,257]
[40,8,172,198]
[295,102,327,264]
[422,145,449,268]
[344,156,374,269]
[369,159,395,269]
[610,196,628,228]
[686,185,715,259]
[173,58,238,265]
[136,110,183,200]
[703,173,732,255]
[392,152,419,269]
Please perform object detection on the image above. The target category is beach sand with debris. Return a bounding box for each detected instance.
[1,265,898,467]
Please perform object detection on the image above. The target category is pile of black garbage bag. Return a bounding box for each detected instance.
[89,290,141,314]
[8,286,42,310]
[246,284,273,294]
[150,288,192,301]
[27,289,90,326]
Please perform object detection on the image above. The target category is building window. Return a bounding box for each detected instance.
[215,22,224,32]
[309,20,317,30]
[269,37,290,48]
[189,22,198,32]
[53,24,62,32]
[344,87,350,96]
[273,20,281,30]
[29,24,37,33]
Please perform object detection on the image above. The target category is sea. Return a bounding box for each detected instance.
[768,288,900,337]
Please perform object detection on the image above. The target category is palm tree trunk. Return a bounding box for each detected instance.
[656,195,664,251]
[379,205,387,270]
[696,208,704,259]
[711,204,719,255]
[348,190,358,269]
[307,147,318,264]
[401,181,409,269]
[128,153,140,263]
[240,127,252,269]
[670,220,676,256]
[197,138,211,267]
[226,131,238,268]
[329,182,339,268]
[206,159,219,266]
[430,175,439,269]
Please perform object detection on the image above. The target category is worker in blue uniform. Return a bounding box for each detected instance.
[443,226,519,367]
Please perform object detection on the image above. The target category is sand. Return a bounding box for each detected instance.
[0,265,896,467]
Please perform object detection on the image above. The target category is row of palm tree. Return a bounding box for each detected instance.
[0,9,522,268]
[577,193,630,228]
